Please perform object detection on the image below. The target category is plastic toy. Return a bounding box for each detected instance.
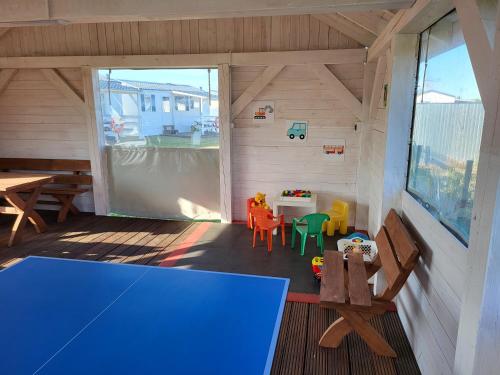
[287,122,307,140]
[322,200,349,236]
[337,235,378,263]
[252,192,270,210]
[247,193,271,229]
[312,256,324,280]
[281,189,312,198]
[291,213,330,256]
[345,232,369,241]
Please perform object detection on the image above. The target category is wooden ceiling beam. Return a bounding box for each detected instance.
[0,0,414,24]
[338,11,389,35]
[0,49,367,69]
[314,14,377,46]
[367,0,431,62]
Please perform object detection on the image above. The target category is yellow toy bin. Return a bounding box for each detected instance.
[322,200,349,236]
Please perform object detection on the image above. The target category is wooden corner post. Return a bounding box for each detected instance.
[82,67,110,216]
[218,63,232,223]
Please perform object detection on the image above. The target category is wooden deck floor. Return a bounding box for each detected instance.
[0,213,420,375]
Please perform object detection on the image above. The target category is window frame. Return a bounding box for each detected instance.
[405,9,480,246]
[141,93,156,112]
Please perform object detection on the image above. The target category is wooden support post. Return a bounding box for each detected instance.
[453,0,494,104]
[369,55,387,120]
[218,63,232,223]
[82,67,109,216]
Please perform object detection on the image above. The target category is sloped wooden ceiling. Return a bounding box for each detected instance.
[0,15,366,57]
[0,11,399,58]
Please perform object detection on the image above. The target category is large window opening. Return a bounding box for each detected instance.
[407,11,484,245]
[97,68,220,221]
[99,68,219,148]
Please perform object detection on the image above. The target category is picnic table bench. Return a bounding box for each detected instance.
[319,209,420,357]
[0,172,54,246]
[0,158,92,223]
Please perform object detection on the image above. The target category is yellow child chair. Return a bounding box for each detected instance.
[322,200,349,236]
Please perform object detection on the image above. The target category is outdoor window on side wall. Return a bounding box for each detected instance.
[407,10,485,245]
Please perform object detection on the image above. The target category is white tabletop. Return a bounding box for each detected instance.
[272,193,317,208]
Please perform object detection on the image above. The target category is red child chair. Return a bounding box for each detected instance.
[247,197,272,229]
[250,207,285,252]
[247,197,256,228]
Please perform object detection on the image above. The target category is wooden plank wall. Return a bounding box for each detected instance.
[362,42,465,374]
[0,68,94,211]
[400,192,467,374]
[231,64,363,223]
[0,15,361,57]
[0,15,363,218]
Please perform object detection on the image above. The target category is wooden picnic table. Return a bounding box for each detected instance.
[0,172,54,247]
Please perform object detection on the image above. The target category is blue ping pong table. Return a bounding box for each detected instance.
[0,256,289,375]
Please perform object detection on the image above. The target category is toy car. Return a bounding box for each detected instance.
[287,122,307,140]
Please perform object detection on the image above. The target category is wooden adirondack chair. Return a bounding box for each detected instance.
[319,209,420,357]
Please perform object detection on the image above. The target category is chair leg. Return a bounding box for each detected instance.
[319,234,325,254]
[252,226,258,248]
[300,234,307,256]
[338,309,396,357]
[260,229,264,241]
[319,317,353,348]
[340,220,348,235]
[327,220,335,236]
[281,224,286,246]
[267,230,273,252]
[291,224,296,249]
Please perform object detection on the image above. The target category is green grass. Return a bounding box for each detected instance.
[144,135,219,148]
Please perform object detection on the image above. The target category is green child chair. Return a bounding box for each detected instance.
[291,213,330,256]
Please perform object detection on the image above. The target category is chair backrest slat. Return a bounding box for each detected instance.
[375,226,403,290]
[301,213,330,235]
[384,209,419,270]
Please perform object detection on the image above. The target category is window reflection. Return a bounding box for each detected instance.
[407,11,484,245]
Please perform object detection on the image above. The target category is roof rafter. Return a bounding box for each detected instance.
[0,68,17,95]
[231,64,285,121]
[41,68,86,114]
[309,63,362,119]
[314,13,377,46]
[367,0,431,62]
[338,11,389,35]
